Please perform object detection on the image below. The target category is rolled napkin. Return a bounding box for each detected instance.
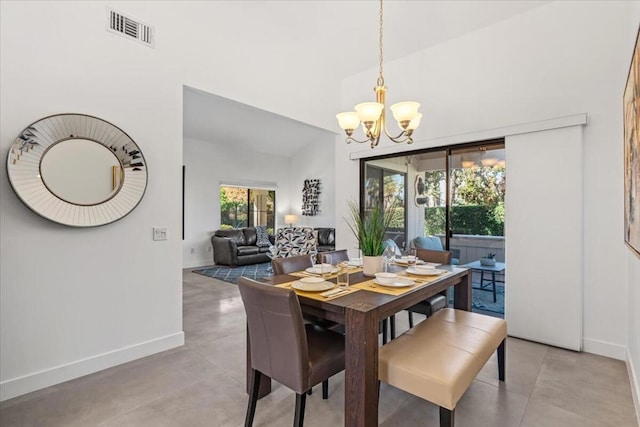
[320,288,350,297]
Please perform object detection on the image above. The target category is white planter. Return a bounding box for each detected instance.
[362,256,383,276]
[480,257,496,266]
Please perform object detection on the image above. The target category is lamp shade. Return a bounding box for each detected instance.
[355,102,384,122]
[481,157,498,167]
[284,214,298,226]
[407,112,423,130]
[336,112,360,130]
[461,160,475,169]
[390,102,420,122]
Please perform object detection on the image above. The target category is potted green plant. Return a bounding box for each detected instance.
[480,252,497,266]
[345,201,396,276]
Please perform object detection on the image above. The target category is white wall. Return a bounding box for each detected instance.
[183,137,294,268]
[0,2,187,400]
[0,1,339,400]
[336,0,632,360]
[288,136,337,230]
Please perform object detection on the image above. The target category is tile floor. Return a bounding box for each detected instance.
[0,270,637,427]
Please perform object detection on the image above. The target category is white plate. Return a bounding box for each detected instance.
[374,278,415,288]
[406,267,447,276]
[394,258,426,266]
[306,265,340,274]
[292,280,335,292]
[347,259,362,267]
[299,276,324,284]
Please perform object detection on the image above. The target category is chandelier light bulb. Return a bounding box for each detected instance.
[355,102,384,122]
[390,102,420,122]
[336,112,360,131]
[461,159,475,169]
[407,112,423,130]
[481,157,499,167]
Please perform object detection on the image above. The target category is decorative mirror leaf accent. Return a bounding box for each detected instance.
[7,113,147,227]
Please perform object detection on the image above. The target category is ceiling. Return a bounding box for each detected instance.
[183,1,551,155]
[183,86,333,157]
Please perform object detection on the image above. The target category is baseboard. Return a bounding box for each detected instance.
[627,348,640,426]
[582,337,627,360]
[0,332,184,402]
[183,258,213,269]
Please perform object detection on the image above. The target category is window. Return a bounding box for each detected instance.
[220,186,275,233]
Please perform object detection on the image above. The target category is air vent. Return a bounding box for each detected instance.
[107,8,154,47]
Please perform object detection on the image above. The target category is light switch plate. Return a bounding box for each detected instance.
[153,227,168,241]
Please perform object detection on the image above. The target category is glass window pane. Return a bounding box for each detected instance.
[221,186,275,231]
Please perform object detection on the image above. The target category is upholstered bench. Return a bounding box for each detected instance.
[378,308,507,427]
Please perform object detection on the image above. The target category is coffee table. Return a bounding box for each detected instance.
[460,260,505,303]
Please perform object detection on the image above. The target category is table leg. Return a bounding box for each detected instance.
[454,270,472,311]
[345,303,379,427]
[246,327,271,398]
[491,271,497,303]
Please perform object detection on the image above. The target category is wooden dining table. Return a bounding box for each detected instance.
[251,263,472,427]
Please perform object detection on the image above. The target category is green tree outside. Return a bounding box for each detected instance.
[424,165,505,236]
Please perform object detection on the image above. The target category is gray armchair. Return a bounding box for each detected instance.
[411,236,460,265]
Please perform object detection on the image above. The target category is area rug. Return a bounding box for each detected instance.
[194,263,505,315]
[193,262,272,284]
[471,283,505,315]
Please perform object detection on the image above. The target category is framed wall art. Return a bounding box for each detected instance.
[624,25,640,256]
[302,179,321,216]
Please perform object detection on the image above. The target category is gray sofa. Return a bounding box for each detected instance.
[211,227,274,266]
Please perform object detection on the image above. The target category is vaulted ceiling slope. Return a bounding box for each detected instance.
[182,1,550,154]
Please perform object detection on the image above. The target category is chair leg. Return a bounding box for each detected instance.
[497,338,506,381]
[381,319,388,344]
[439,406,454,427]
[390,314,396,339]
[294,393,307,427]
[245,369,261,427]
[408,311,414,328]
[322,380,329,400]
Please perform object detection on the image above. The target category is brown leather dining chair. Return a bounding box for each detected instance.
[405,248,451,327]
[317,249,350,264]
[272,254,314,275]
[237,277,345,427]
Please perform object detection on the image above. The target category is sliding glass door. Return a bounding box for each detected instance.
[364,162,407,250]
[449,144,506,263]
[361,139,506,317]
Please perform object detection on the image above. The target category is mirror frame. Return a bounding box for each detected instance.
[6,113,148,227]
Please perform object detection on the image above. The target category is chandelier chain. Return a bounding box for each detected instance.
[377,0,384,87]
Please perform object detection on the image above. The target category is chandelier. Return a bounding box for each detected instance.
[336,0,422,149]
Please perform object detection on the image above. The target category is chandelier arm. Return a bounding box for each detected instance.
[383,127,414,144]
[345,135,375,145]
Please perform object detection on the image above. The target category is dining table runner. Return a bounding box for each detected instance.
[276,279,361,301]
[351,270,452,296]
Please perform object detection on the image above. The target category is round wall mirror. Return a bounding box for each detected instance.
[7,114,147,227]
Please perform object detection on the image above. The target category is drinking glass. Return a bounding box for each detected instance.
[322,254,333,279]
[337,266,350,289]
[266,245,276,276]
[407,248,417,268]
[383,245,396,272]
